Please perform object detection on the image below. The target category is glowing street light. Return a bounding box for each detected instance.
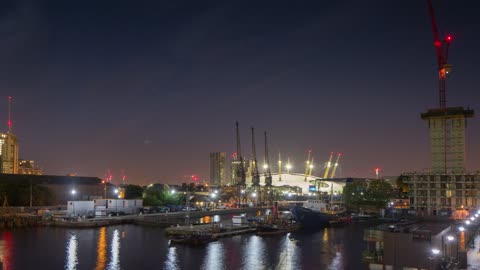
[114,189,119,194]
[210,193,216,198]
[447,235,455,241]
[252,192,257,198]
[241,190,245,194]
[466,220,471,225]
[431,248,440,255]
[459,226,465,232]
[470,217,475,221]
[71,189,76,195]
[171,189,176,194]
[285,163,292,173]
[263,164,268,170]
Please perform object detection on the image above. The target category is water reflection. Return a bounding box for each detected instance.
[96,227,107,270]
[202,242,225,270]
[65,234,78,270]
[0,232,13,270]
[242,236,266,269]
[108,229,120,270]
[328,250,342,270]
[164,246,179,270]
[276,233,300,270]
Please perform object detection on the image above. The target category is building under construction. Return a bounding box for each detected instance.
[0,97,19,174]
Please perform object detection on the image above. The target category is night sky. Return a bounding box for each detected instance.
[1,1,480,185]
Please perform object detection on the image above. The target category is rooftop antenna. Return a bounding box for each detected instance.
[7,96,12,133]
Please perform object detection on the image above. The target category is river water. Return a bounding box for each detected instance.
[0,217,372,270]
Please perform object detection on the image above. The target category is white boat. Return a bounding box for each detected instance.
[303,200,346,215]
[232,215,248,225]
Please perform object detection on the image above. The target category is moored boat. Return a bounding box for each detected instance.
[291,200,345,228]
[168,234,216,245]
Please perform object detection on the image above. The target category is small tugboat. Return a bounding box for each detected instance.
[256,202,299,236]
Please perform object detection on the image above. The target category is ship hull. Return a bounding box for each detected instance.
[290,206,335,228]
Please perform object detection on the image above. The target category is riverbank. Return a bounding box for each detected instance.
[0,207,268,229]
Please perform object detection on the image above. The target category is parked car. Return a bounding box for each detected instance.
[216,204,228,210]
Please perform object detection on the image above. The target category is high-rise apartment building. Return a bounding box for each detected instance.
[209,152,226,186]
[0,132,19,174]
[421,107,474,174]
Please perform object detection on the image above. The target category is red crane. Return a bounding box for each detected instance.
[427,0,452,110]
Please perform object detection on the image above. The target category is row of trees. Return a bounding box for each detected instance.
[343,179,394,210]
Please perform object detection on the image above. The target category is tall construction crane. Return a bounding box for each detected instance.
[250,127,260,187]
[235,121,246,186]
[323,152,334,179]
[7,96,12,133]
[304,150,312,182]
[427,0,452,110]
[264,131,272,186]
[278,152,282,181]
[330,153,341,178]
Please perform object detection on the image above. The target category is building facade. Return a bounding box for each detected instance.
[401,173,480,215]
[421,107,474,174]
[0,132,19,174]
[209,152,226,186]
[18,159,43,175]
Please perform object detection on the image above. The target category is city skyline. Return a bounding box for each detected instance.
[1,1,480,185]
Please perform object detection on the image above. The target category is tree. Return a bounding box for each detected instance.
[364,179,393,207]
[124,185,144,199]
[343,181,367,208]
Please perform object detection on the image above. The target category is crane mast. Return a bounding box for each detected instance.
[264,131,272,186]
[330,153,341,178]
[250,127,260,186]
[278,152,282,181]
[235,121,246,186]
[7,96,12,133]
[304,150,312,182]
[323,152,334,179]
[427,0,452,110]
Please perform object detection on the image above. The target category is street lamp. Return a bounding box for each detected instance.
[431,248,440,255]
[459,226,465,232]
[466,220,471,225]
[286,163,292,174]
[470,217,475,221]
[447,235,455,241]
[71,189,76,195]
[171,189,176,194]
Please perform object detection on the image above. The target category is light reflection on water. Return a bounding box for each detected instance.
[242,235,266,269]
[164,246,179,270]
[65,234,78,270]
[276,233,300,270]
[108,229,121,270]
[95,227,107,270]
[0,232,13,270]
[201,242,225,270]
